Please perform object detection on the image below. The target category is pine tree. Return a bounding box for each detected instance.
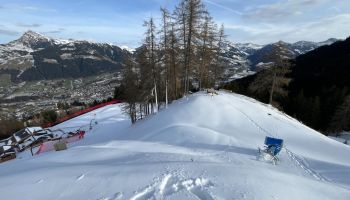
[168,22,181,100]
[174,1,188,94]
[198,12,216,89]
[143,17,159,112]
[136,46,153,114]
[160,7,171,107]
[120,57,139,124]
[212,23,226,88]
[329,95,350,133]
[175,0,205,94]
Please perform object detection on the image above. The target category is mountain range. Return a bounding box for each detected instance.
[0,31,339,83]
[0,31,130,82]
[221,38,338,78]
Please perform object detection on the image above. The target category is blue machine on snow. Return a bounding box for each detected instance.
[258,136,284,164]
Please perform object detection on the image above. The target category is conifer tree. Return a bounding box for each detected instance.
[143,17,159,112]
[168,22,181,100]
[120,57,139,124]
[160,7,171,107]
[212,24,226,87]
[175,0,205,94]
[329,95,350,133]
[198,12,216,89]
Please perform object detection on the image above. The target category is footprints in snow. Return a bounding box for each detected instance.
[36,172,214,199]
[131,174,215,200]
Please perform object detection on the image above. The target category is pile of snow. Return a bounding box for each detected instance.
[0,91,349,200]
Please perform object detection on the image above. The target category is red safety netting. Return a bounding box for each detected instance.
[44,100,121,128]
[36,131,85,155]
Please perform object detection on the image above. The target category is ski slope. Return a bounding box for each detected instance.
[0,91,350,200]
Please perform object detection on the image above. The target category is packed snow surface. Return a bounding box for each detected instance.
[1,91,350,200]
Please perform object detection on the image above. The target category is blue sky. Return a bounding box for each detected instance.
[0,0,350,47]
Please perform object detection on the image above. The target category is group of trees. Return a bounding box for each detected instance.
[0,110,58,140]
[286,37,350,133]
[329,95,350,133]
[287,87,350,134]
[117,0,227,123]
[0,119,24,140]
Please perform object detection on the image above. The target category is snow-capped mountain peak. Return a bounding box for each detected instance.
[20,30,48,40]
[0,31,130,81]
[120,45,136,53]
[19,30,50,42]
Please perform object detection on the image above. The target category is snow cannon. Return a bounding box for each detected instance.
[258,136,284,165]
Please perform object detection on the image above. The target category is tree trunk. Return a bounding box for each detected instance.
[269,70,277,105]
[165,81,168,108]
[154,83,158,113]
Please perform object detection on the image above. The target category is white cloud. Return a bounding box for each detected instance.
[16,22,42,28]
[226,13,350,44]
[1,4,57,13]
[1,0,350,46]
[243,0,329,21]
[0,29,19,36]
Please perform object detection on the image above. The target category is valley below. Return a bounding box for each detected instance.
[0,72,120,119]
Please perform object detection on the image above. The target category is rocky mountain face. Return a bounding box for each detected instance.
[0,31,130,82]
[220,42,262,80]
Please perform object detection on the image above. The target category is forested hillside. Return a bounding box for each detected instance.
[224,36,350,134]
[286,37,350,132]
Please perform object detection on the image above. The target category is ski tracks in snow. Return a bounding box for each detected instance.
[130,174,215,200]
[285,148,328,182]
[227,101,272,138]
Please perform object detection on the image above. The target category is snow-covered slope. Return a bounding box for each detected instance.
[0,92,349,200]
